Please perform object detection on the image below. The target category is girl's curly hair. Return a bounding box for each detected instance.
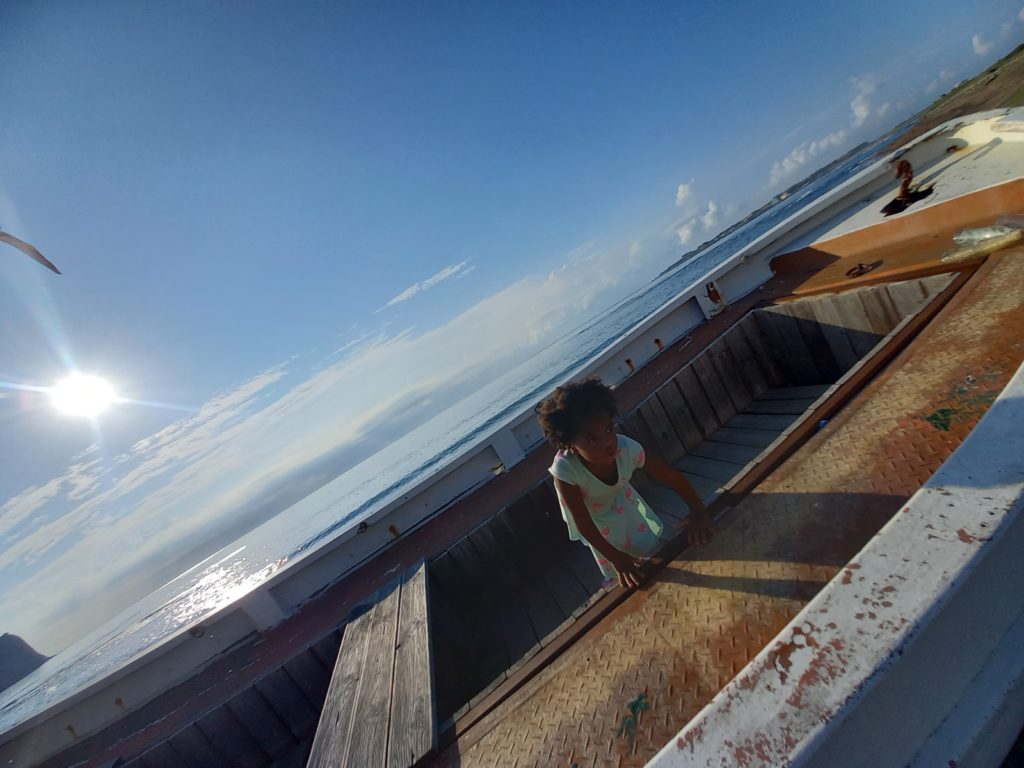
[536,377,618,448]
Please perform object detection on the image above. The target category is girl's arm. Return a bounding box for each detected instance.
[553,477,644,588]
[644,452,715,546]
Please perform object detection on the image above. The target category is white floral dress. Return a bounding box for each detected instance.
[549,434,665,579]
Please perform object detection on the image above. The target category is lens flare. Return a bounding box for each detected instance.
[50,373,117,418]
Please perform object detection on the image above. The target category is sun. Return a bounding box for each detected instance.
[50,373,117,418]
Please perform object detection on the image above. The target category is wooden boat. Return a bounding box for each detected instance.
[3,108,1023,768]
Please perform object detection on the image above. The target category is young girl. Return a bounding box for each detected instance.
[538,378,713,588]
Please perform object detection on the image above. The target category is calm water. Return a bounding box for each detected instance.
[0,129,904,733]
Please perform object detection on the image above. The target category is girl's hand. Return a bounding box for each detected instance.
[688,512,715,546]
[610,552,645,589]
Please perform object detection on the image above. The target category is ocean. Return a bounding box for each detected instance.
[0,127,906,735]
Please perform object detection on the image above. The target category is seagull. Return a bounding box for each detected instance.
[0,228,61,274]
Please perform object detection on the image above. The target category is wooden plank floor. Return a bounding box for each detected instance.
[674,385,828,502]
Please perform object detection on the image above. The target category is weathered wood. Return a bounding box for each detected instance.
[541,558,592,618]
[307,580,396,768]
[137,741,187,768]
[681,472,721,504]
[722,324,770,400]
[706,339,754,413]
[619,409,661,461]
[498,591,541,670]
[692,441,762,465]
[637,481,688,525]
[856,286,899,336]
[885,279,928,318]
[563,542,605,594]
[728,413,800,432]
[283,649,332,712]
[654,380,703,451]
[197,706,268,768]
[743,398,816,415]
[808,294,862,373]
[739,315,786,387]
[309,630,343,671]
[169,724,226,766]
[637,397,687,465]
[256,667,321,740]
[678,455,742,483]
[756,309,820,385]
[758,385,830,400]
[388,563,436,768]
[689,352,737,424]
[227,686,295,759]
[672,366,720,437]
[709,427,778,448]
[521,575,568,644]
[467,524,519,595]
[783,300,842,383]
[826,291,882,358]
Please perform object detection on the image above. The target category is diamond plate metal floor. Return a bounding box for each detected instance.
[433,252,1024,768]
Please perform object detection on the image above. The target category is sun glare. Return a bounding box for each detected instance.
[50,373,117,418]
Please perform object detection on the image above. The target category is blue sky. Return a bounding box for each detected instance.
[1,0,1020,654]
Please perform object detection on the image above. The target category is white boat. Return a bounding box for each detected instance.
[2,108,1023,768]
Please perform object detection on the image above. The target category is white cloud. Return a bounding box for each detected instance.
[1002,20,1015,37]
[850,76,876,128]
[1,238,666,651]
[675,179,694,207]
[675,219,697,245]
[1019,6,1024,22]
[700,200,719,231]
[378,260,471,310]
[769,128,848,187]
[973,33,994,57]
[877,101,891,120]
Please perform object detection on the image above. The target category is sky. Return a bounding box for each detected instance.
[1,0,1020,655]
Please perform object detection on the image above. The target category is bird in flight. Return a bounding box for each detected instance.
[0,228,61,274]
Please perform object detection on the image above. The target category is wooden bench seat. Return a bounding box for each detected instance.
[306,561,435,768]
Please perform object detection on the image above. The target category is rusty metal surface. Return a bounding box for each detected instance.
[433,253,1024,768]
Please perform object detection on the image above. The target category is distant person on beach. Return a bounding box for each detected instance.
[537,378,713,588]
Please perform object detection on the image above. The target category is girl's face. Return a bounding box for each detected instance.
[570,412,618,466]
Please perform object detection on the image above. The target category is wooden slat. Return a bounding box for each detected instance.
[861,285,902,333]
[758,385,829,400]
[198,707,268,768]
[169,724,226,766]
[227,687,295,759]
[541,558,592,618]
[728,412,800,432]
[499,591,541,670]
[738,315,786,387]
[637,481,688,525]
[756,309,820,385]
[256,667,321,740]
[521,575,568,644]
[826,291,882,358]
[309,630,342,671]
[388,563,436,768]
[782,300,842,383]
[743,398,816,415]
[808,294,862,374]
[678,455,741,483]
[710,427,779,448]
[283,649,332,712]
[654,381,702,450]
[466,524,519,595]
[884,279,928,318]
[137,741,187,768]
[681,472,721,504]
[706,338,754,413]
[722,324,770,400]
[563,543,606,594]
[689,352,737,424]
[672,366,720,437]
[307,580,400,768]
[619,409,660,460]
[692,441,762,465]
[637,397,687,465]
